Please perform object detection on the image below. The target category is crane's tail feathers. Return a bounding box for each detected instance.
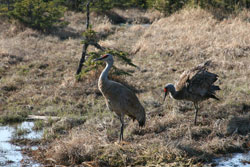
[210,94,220,100]
[212,85,221,90]
[139,119,145,127]
[138,112,146,127]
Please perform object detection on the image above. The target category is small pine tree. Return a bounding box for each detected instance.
[0,0,14,15]
[8,0,66,31]
[146,0,188,14]
[77,27,137,81]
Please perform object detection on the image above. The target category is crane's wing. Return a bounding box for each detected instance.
[176,60,220,98]
[187,70,219,97]
[105,81,145,126]
[119,84,145,118]
[175,70,190,91]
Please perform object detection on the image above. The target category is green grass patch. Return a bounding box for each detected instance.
[0,111,28,125]
[17,65,31,76]
[43,128,59,141]
[33,120,45,131]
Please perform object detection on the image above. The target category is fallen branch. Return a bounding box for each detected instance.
[27,115,60,121]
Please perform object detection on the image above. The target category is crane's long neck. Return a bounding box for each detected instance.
[168,84,180,100]
[99,60,113,83]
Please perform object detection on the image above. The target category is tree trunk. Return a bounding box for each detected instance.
[7,0,10,11]
[76,0,91,75]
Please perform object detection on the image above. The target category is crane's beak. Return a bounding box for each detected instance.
[94,57,104,61]
[163,92,168,102]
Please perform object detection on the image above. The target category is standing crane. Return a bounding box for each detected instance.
[94,54,146,142]
[163,61,220,125]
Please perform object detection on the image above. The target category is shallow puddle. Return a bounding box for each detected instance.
[0,121,42,166]
[215,151,250,167]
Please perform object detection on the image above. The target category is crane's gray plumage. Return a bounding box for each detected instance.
[163,60,220,125]
[94,54,145,141]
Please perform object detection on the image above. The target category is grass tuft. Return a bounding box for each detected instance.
[226,114,250,135]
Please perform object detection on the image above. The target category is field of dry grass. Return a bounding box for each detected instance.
[0,8,250,166]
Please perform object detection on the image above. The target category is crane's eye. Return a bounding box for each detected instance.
[164,88,167,92]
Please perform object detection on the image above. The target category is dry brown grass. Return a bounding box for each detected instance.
[1,8,250,166]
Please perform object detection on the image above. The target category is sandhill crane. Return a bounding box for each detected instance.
[163,61,220,125]
[94,54,146,142]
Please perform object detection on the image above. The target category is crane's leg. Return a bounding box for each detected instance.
[194,103,199,126]
[119,116,124,142]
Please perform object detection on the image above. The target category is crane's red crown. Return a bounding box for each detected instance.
[164,88,167,92]
[102,54,109,59]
